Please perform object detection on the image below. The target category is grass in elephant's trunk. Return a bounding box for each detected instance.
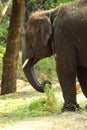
[28,84,59,115]
[44,84,58,111]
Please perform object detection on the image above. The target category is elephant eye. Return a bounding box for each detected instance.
[25,33,29,42]
[30,44,33,49]
[36,28,41,34]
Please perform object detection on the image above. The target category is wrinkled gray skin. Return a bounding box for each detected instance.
[22,0,87,111]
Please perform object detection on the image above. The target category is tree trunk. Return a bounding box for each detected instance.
[1,0,24,95]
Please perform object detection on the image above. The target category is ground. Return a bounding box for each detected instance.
[0,80,87,130]
[1,112,87,130]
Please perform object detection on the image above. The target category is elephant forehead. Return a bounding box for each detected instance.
[28,26,35,34]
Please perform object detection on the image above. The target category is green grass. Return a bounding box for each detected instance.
[0,84,63,125]
[0,83,87,125]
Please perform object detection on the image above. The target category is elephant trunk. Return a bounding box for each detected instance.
[22,58,51,92]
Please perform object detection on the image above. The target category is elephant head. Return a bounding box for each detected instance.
[22,9,58,92]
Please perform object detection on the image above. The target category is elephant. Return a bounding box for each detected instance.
[22,0,87,111]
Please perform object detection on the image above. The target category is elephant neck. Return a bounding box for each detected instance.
[49,8,58,58]
[49,7,59,37]
[50,7,59,26]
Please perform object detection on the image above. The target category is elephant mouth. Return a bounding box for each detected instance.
[22,57,51,92]
[22,56,39,69]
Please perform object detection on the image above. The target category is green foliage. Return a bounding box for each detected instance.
[0,45,5,61]
[0,1,11,47]
[0,84,61,124]
[0,2,5,10]
[0,27,7,37]
[40,0,57,10]
[0,87,87,125]
[0,15,9,47]
[0,90,60,124]
[44,84,58,111]
[29,84,58,114]
[34,56,57,82]
[29,98,45,111]
[26,0,57,10]
[26,0,75,10]
[56,0,74,6]
[0,45,5,79]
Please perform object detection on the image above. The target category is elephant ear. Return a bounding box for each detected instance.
[40,17,52,46]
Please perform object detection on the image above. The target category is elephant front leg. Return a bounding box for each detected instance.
[77,67,87,98]
[56,58,79,112]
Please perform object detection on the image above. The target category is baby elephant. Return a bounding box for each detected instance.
[22,0,87,111]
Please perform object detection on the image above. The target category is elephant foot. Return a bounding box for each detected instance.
[62,103,80,112]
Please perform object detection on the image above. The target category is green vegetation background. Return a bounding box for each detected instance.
[0,0,74,81]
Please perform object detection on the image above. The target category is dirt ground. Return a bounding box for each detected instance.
[0,113,87,130]
[0,80,87,130]
[0,116,69,130]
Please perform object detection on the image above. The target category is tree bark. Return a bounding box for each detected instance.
[1,0,24,94]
